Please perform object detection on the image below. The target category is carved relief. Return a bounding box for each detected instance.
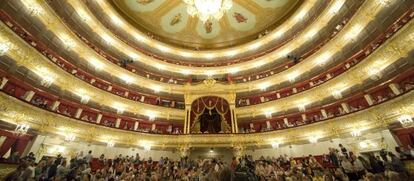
[233,12,247,23]
[204,20,213,33]
[170,13,182,26]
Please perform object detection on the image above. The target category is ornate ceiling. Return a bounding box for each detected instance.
[110,0,301,49]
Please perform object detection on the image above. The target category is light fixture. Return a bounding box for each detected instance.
[76,89,91,104]
[146,111,157,121]
[350,129,362,137]
[209,148,214,152]
[144,145,151,151]
[0,42,11,56]
[298,103,307,112]
[120,74,134,84]
[181,69,191,75]
[228,67,239,74]
[258,82,271,91]
[225,50,238,57]
[60,34,76,50]
[113,103,125,114]
[101,33,114,45]
[204,53,214,59]
[157,45,171,53]
[64,134,76,142]
[309,136,319,144]
[271,142,280,148]
[27,4,43,16]
[253,61,265,68]
[183,0,233,22]
[155,63,166,70]
[398,115,413,128]
[80,95,90,104]
[331,90,343,99]
[128,52,140,60]
[77,9,91,22]
[14,124,30,135]
[152,85,162,93]
[328,0,345,14]
[89,58,105,71]
[264,110,273,119]
[316,52,332,66]
[140,140,152,151]
[344,24,363,41]
[110,14,123,26]
[249,42,261,50]
[287,71,299,82]
[205,70,215,77]
[36,67,56,87]
[107,141,115,147]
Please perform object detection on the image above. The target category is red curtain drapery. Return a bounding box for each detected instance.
[0,137,17,158]
[190,96,232,132]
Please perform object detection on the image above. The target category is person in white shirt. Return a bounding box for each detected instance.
[84,150,93,163]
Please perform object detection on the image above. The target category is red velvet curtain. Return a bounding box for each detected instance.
[190,96,232,129]
[0,130,33,158]
[0,137,17,157]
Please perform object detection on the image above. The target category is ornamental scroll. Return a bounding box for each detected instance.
[189,96,232,134]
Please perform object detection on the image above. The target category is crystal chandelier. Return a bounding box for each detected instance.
[183,0,233,22]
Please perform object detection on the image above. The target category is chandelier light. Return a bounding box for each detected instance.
[0,42,11,56]
[64,134,76,142]
[183,0,233,22]
[14,124,30,135]
[398,115,413,128]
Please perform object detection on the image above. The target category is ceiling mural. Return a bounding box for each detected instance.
[111,0,301,49]
[226,3,256,32]
[160,4,189,33]
[196,19,221,39]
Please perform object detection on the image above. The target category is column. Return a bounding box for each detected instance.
[134,122,139,131]
[96,114,103,124]
[75,108,83,119]
[230,104,238,133]
[184,106,191,134]
[266,121,271,129]
[320,109,328,118]
[115,118,121,128]
[388,83,402,95]
[23,91,35,102]
[0,77,8,89]
[364,94,375,106]
[341,103,350,113]
[301,114,307,121]
[51,101,60,111]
